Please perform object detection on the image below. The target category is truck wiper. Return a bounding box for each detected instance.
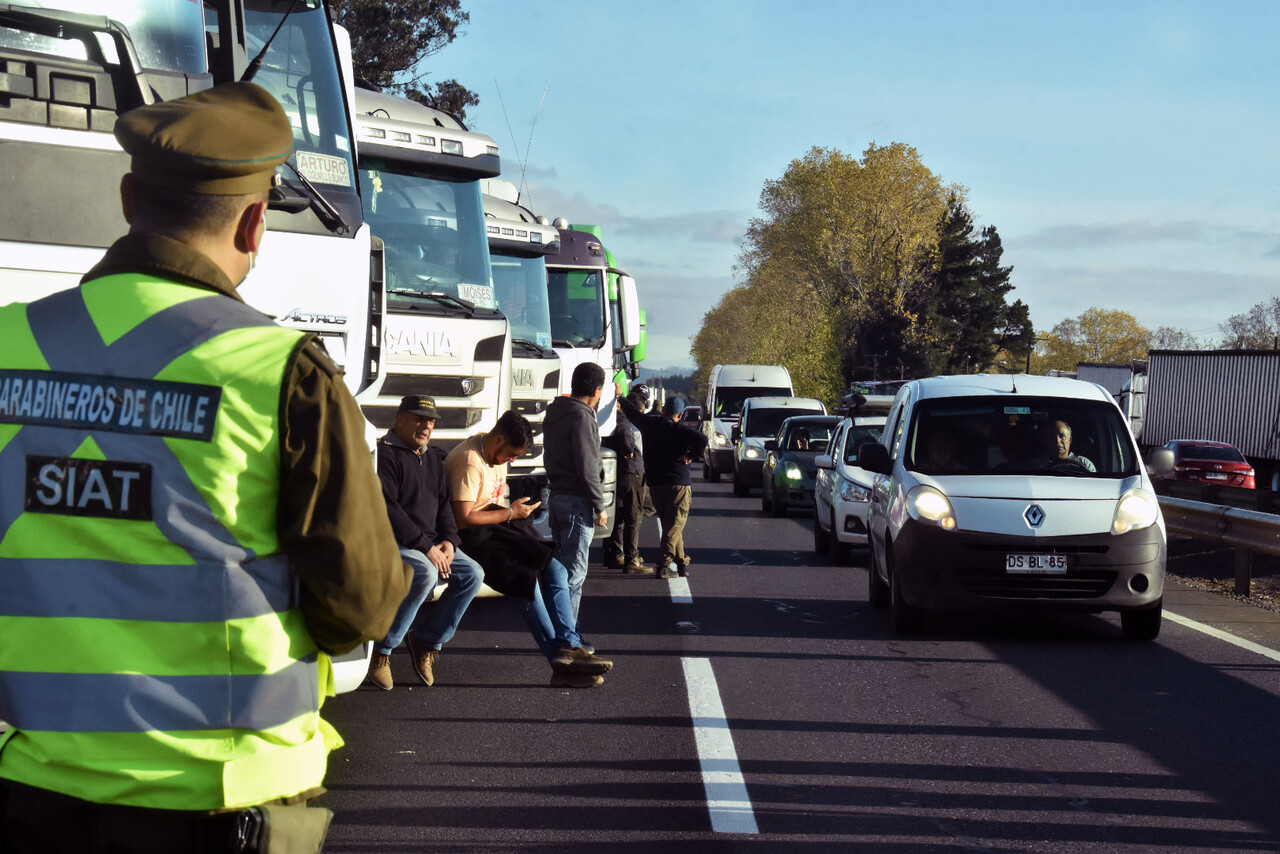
[512,338,550,357]
[386,289,478,315]
[278,160,348,234]
[241,0,301,83]
[0,4,151,108]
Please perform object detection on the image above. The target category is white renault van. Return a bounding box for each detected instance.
[857,374,1174,639]
[701,364,792,482]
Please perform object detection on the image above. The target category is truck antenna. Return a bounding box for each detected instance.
[494,81,548,206]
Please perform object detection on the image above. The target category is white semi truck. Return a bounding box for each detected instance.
[481,179,561,514]
[544,223,644,535]
[0,2,383,400]
[350,87,508,450]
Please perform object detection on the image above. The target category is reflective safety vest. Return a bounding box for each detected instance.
[0,273,326,810]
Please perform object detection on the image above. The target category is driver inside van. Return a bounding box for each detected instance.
[1034,419,1096,472]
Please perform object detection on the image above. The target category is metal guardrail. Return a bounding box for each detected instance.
[1159,495,1280,595]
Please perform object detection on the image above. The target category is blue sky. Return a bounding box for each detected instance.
[431,0,1280,371]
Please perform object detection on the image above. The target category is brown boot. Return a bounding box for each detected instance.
[624,558,656,575]
[366,653,393,691]
[406,634,438,686]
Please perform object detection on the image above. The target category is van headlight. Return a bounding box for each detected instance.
[714,432,729,447]
[1112,487,1159,534]
[745,446,760,459]
[906,485,956,530]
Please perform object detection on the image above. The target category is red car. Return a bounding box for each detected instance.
[1160,440,1256,489]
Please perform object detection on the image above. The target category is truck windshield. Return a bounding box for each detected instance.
[906,396,1138,477]
[492,252,553,350]
[547,268,605,346]
[0,1,206,74]
[240,1,356,196]
[359,168,494,312]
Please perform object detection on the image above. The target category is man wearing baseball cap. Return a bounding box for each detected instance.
[366,395,485,691]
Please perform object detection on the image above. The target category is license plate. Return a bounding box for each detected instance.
[1205,472,1228,480]
[1006,553,1068,573]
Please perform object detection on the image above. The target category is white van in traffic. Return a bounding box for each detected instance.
[701,364,792,482]
[856,374,1174,639]
[731,395,826,495]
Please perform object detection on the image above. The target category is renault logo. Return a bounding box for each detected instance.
[1024,504,1045,528]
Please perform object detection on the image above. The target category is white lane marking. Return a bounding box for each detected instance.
[1165,610,1280,663]
[682,657,759,835]
[669,576,692,603]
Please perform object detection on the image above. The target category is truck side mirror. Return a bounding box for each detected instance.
[618,275,641,349]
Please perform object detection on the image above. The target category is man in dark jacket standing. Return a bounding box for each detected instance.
[367,395,484,690]
[603,384,654,574]
[544,363,610,627]
[619,390,709,578]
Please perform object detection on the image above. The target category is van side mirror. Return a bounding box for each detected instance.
[731,425,741,442]
[764,439,778,452]
[857,443,892,474]
[1145,447,1175,477]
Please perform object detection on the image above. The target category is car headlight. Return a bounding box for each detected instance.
[906,484,956,530]
[745,447,760,459]
[785,462,803,480]
[839,479,871,503]
[714,432,729,447]
[1112,487,1159,534]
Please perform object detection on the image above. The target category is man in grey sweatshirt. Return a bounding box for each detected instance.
[543,362,609,635]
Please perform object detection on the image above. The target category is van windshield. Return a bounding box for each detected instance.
[906,396,1137,477]
[714,387,790,418]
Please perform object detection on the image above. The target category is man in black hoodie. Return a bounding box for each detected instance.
[544,363,610,628]
[618,390,709,578]
[366,395,484,690]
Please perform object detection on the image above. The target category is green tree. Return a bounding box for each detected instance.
[926,197,1024,374]
[331,0,479,122]
[739,143,950,382]
[1219,296,1280,349]
[1041,308,1151,372]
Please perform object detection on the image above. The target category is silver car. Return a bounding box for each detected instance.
[814,416,885,563]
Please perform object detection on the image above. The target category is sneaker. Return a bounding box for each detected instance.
[624,560,656,575]
[549,672,605,689]
[366,653,393,691]
[550,646,613,675]
[405,634,438,686]
[657,562,679,579]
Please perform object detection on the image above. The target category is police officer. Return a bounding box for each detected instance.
[0,83,411,851]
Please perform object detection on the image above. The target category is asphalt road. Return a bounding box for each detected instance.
[318,479,1280,853]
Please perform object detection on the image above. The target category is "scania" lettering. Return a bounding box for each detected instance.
[384,328,459,358]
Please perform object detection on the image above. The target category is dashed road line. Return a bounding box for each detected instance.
[1165,610,1280,663]
[668,576,692,603]
[682,657,759,835]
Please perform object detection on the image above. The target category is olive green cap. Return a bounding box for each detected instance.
[114,81,294,195]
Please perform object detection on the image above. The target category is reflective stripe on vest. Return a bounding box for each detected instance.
[0,276,324,809]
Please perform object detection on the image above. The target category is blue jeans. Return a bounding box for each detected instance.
[518,556,580,655]
[377,546,484,655]
[550,493,595,626]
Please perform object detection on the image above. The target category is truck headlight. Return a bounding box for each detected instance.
[601,456,618,485]
[906,484,956,530]
[1112,487,1159,534]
